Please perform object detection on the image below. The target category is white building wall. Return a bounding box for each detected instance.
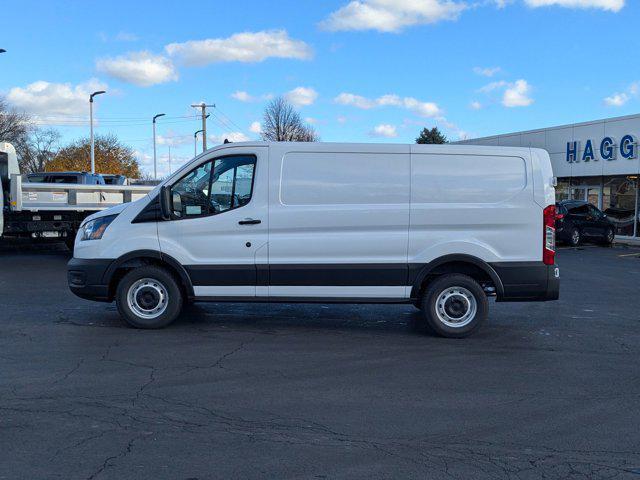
[457,113,640,179]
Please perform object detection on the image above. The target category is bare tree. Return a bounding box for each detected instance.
[0,97,31,145]
[261,97,318,142]
[14,127,61,173]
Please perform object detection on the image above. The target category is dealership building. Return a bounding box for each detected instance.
[459,113,640,239]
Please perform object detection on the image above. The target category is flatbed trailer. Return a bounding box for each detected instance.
[1,141,153,249]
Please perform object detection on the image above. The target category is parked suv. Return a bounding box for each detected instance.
[556,200,615,247]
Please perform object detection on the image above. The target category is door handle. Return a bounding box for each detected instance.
[238,218,261,225]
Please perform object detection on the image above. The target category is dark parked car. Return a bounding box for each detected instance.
[556,200,615,247]
[26,172,105,185]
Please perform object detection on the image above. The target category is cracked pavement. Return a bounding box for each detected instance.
[1,242,640,479]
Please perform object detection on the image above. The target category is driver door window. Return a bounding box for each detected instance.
[170,155,256,219]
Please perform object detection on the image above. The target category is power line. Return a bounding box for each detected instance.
[213,105,245,133]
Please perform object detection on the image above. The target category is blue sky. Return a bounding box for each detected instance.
[1,0,638,176]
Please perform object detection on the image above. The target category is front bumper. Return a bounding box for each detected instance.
[491,262,560,302]
[67,257,114,302]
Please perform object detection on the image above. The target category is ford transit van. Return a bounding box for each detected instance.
[68,142,559,338]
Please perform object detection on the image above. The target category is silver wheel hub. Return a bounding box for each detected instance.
[572,230,580,243]
[435,286,477,328]
[127,278,168,320]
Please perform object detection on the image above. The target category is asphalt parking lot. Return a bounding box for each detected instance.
[1,242,640,479]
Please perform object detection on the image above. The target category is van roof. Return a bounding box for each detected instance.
[206,141,544,155]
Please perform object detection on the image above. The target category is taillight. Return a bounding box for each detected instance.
[555,213,564,220]
[543,205,556,265]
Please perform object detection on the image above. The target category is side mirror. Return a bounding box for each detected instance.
[159,185,171,220]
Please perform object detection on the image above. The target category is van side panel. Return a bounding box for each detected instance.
[268,146,411,298]
[409,151,541,266]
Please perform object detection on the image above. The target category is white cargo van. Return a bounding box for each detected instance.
[68,142,559,337]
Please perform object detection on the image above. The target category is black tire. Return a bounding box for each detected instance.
[115,265,183,329]
[568,228,581,247]
[420,274,488,338]
[602,227,615,246]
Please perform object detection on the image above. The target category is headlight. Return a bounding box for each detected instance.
[80,215,117,241]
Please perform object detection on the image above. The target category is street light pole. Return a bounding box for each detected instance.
[89,90,106,174]
[190,103,214,152]
[152,113,166,181]
[194,129,204,157]
[0,49,6,54]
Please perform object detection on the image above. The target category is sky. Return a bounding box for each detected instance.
[1,0,639,177]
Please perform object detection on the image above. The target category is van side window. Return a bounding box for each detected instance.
[170,155,256,219]
[171,161,213,218]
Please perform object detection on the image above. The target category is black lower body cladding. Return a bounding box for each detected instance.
[67,257,113,302]
[67,254,560,304]
[490,262,560,301]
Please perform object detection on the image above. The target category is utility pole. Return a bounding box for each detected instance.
[89,90,106,174]
[190,102,214,152]
[152,113,165,180]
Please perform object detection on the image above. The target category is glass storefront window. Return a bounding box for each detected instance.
[556,176,639,237]
[556,179,570,201]
[602,176,638,237]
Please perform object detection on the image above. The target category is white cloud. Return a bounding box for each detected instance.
[231,91,274,102]
[604,82,639,107]
[209,132,251,144]
[604,93,629,107]
[249,121,262,134]
[334,93,376,109]
[370,124,398,138]
[321,0,466,32]
[115,31,138,42]
[502,79,534,107]
[470,101,482,110]
[477,79,534,107]
[6,78,108,116]
[305,117,318,124]
[135,149,191,179]
[96,51,177,87]
[231,91,254,102]
[165,30,313,66]
[473,66,501,77]
[156,133,192,147]
[335,92,443,117]
[478,80,508,93]
[285,87,318,107]
[525,0,624,11]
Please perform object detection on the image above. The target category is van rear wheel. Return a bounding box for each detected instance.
[421,274,488,338]
[116,266,183,329]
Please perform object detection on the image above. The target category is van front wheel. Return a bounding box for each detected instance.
[116,266,183,329]
[421,274,488,338]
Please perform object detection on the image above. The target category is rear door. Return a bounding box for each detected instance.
[158,147,268,298]
[409,147,535,264]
